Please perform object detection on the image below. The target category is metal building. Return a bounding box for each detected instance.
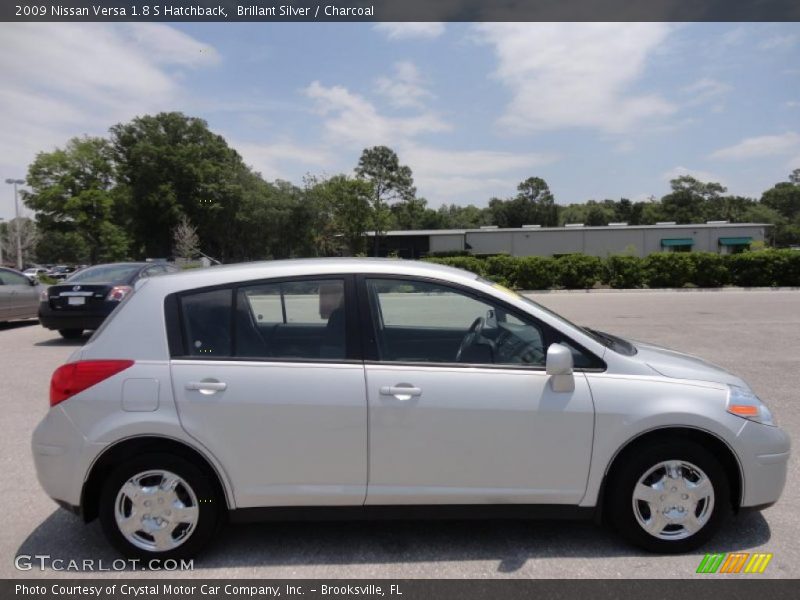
[372,222,770,259]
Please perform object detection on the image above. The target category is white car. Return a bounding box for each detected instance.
[32,259,789,559]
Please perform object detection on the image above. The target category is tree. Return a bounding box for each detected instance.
[661,176,726,224]
[23,136,129,264]
[173,214,200,260]
[1,217,38,267]
[490,177,558,228]
[309,175,373,255]
[111,112,250,260]
[761,171,800,222]
[355,146,416,255]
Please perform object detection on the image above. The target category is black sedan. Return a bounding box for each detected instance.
[39,262,179,338]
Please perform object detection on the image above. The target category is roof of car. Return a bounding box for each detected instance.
[144,258,479,294]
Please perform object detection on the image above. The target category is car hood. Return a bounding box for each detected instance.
[631,340,746,387]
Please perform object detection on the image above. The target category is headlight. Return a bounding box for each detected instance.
[727,385,776,426]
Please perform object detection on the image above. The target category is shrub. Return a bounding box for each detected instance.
[515,256,556,290]
[604,255,645,289]
[425,256,487,277]
[555,254,603,289]
[726,249,795,287]
[774,249,800,286]
[689,252,730,288]
[484,254,519,287]
[642,253,696,288]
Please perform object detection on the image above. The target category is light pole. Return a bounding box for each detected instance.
[0,216,4,266]
[5,178,25,270]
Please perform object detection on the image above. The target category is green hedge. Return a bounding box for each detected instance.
[425,249,800,290]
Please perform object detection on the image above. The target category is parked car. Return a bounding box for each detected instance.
[38,262,179,338]
[0,267,41,323]
[48,265,79,281]
[32,259,789,559]
[23,267,50,281]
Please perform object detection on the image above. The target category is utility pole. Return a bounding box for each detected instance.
[0,217,4,266]
[4,178,25,270]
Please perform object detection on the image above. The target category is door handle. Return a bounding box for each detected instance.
[379,385,422,400]
[185,380,227,394]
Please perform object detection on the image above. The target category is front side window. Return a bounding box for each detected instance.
[366,278,547,366]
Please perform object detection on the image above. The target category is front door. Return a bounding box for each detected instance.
[169,277,367,508]
[361,277,595,505]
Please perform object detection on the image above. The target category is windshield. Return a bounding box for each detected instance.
[66,264,141,284]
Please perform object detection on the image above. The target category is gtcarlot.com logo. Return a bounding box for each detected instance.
[696,552,772,574]
[14,554,193,571]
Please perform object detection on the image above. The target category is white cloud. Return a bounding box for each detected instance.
[759,33,798,51]
[710,132,800,160]
[401,146,558,203]
[0,22,219,215]
[786,101,800,108]
[374,23,445,41]
[234,140,333,181]
[305,81,450,147]
[682,78,733,104]
[375,62,433,109]
[474,23,676,133]
[662,166,725,185]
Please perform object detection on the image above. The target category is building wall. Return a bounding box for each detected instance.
[428,225,767,258]
[429,234,465,253]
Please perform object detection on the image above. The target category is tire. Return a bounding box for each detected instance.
[607,439,730,553]
[99,453,222,560]
[58,329,83,339]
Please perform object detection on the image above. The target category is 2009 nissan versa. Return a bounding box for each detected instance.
[32,259,789,559]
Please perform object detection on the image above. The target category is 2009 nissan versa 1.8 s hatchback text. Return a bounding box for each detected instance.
[32,259,789,559]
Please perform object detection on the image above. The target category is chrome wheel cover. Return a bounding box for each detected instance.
[114,469,199,552]
[632,460,714,540]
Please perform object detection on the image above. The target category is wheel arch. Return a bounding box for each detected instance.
[597,426,744,522]
[81,435,231,523]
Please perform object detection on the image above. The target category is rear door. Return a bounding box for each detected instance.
[168,275,368,508]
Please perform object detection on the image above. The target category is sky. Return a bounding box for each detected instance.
[0,21,799,222]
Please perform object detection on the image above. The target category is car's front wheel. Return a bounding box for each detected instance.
[608,440,730,553]
[99,454,221,560]
[58,329,83,339]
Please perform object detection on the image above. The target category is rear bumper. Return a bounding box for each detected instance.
[38,304,109,331]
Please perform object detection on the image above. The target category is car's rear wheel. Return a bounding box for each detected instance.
[58,329,83,339]
[607,440,730,553]
[99,453,221,560]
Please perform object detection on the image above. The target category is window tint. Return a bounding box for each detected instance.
[367,279,547,366]
[180,289,232,357]
[235,279,346,360]
[0,270,29,286]
[68,264,141,284]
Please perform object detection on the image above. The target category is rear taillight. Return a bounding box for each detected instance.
[39,289,49,302]
[50,360,134,407]
[106,285,133,302]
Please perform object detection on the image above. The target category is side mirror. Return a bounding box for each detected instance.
[29,276,37,286]
[546,343,574,392]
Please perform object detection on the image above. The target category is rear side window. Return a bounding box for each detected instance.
[180,289,233,357]
[174,279,347,361]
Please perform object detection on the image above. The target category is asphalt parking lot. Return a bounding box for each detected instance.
[2,290,797,579]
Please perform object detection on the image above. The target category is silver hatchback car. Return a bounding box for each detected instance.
[32,259,789,559]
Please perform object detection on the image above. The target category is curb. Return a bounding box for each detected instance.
[521,287,800,294]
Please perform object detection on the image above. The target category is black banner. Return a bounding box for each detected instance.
[5,580,800,600]
[2,0,800,22]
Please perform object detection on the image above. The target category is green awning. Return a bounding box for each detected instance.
[719,237,752,246]
[661,238,694,247]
